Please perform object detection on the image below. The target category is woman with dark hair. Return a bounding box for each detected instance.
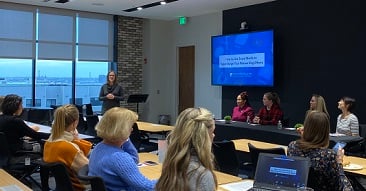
[231,91,254,122]
[0,94,49,158]
[288,111,353,191]
[336,96,359,136]
[253,92,283,125]
[99,70,124,114]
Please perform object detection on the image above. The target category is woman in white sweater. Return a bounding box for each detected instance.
[336,96,359,136]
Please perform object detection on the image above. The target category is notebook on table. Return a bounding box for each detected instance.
[248,153,311,191]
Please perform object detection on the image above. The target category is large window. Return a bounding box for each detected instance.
[0,4,114,112]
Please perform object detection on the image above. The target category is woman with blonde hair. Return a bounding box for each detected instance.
[306,94,329,119]
[288,111,353,190]
[43,104,92,191]
[156,107,218,191]
[88,107,156,191]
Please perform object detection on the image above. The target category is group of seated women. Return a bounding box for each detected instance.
[0,93,360,190]
[231,91,360,137]
[231,91,283,125]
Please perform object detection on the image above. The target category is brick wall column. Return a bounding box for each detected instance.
[116,16,143,112]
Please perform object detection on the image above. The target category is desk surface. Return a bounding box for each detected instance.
[26,121,94,139]
[232,139,288,153]
[138,153,242,185]
[343,156,366,176]
[136,121,174,133]
[0,169,32,191]
[232,138,366,176]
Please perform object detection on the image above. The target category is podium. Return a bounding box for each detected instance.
[127,94,149,113]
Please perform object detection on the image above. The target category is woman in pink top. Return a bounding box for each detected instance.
[231,91,254,122]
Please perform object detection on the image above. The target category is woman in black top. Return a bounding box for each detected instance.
[0,94,50,155]
[99,70,124,114]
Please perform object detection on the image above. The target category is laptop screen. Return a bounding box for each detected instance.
[253,153,311,190]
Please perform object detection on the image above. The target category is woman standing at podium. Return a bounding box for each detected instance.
[99,70,124,114]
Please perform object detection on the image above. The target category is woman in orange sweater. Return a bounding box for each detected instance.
[43,104,92,191]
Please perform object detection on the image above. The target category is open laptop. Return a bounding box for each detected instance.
[249,153,311,191]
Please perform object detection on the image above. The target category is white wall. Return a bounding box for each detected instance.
[141,12,222,124]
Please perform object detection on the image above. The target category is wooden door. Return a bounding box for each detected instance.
[178,46,195,113]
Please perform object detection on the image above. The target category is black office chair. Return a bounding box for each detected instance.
[27,108,52,126]
[345,124,366,157]
[77,164,107,191]
[40,162,74,191]
[245,142,286,178]
[212,140,246,178]
[77,113,87,134]
[85,115,99,137]
[130,123,157,152]
[0,132,42,188]
[84,115,102,144]
[85,103,94,116]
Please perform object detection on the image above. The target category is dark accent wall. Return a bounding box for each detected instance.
[221,0,366,132]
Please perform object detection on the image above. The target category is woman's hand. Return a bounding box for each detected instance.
[337,147,344,164]
[296,126,304,135]
[253,116,260,124]
[71,129,79,140]
[106,93,115,99]
[30,125,40,132]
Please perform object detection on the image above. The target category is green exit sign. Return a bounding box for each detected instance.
[179,17,187,25]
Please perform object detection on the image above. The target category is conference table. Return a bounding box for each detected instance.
[232,138,288,153]
[214,120,363,148]
[95,116,174,134]
[0,169,32,191]
[136,121,174,133]
[138,153,242,185]
[232,138,366,177]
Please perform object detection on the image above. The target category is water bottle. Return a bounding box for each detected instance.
[277,120,282,129]
[82,104,87,116]
[246,116,250,124]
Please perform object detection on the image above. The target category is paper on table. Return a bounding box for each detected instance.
[219,180,253,191]
[343,163,363,170]
[0,185,23,191]
[330,133,346,137]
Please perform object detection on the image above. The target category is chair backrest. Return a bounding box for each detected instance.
[129,123,142,150]
[0,132,10,167]
[85,115,99,137]
[41,162,74,191]
[359,124,366,138]
[212,141,239,176]
[85,103,94,116]
[248,142,286,171]
[77,114,87,134]
[78,164,107,191]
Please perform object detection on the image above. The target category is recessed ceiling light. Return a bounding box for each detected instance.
[123,0,178,12]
